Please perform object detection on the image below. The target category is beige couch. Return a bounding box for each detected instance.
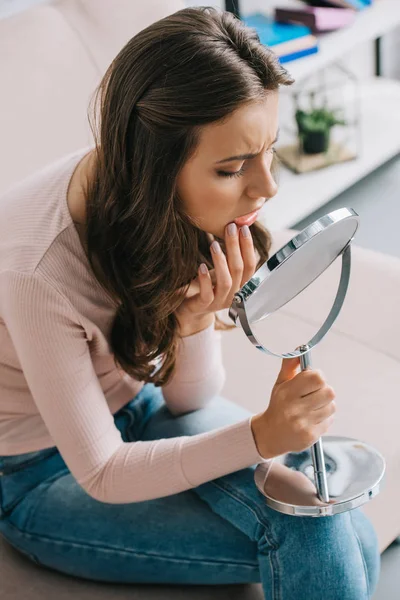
[1,0,400,597]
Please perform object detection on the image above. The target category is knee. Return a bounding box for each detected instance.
[350,509,381,597]
[327,512,376,597]
[264,511,377,599]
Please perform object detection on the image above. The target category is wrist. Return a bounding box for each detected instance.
[250,413,273,460]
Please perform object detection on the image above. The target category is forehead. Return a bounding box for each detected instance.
[194,93,279,161]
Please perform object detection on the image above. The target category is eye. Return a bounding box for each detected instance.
[217,165,246,178]
[217,146,276,177]
[217,147,277,178]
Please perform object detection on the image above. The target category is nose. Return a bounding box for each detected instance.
[246,158,278,202]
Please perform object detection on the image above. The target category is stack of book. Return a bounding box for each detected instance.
[301,0,372,9]
[275,6,357,33]
[243,0,374,64]
[243,13,318,64]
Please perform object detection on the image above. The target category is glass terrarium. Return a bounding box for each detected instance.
[276,62,361,174]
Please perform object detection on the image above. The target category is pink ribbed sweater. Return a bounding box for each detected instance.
[0,148,267,503]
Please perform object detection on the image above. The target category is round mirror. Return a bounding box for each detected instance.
[245,209,358,324]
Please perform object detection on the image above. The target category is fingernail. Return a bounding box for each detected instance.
[227,223,237,237]
[241,225,250,238]
[211,240,221,254]
[199,263,208,275]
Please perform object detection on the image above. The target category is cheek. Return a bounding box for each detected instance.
[181,174,242,225]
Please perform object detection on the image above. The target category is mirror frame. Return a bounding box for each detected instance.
[228,208,359,359]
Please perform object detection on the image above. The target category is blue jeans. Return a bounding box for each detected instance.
[0,384,380,599]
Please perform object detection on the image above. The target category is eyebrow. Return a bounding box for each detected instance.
[215,129,280,164]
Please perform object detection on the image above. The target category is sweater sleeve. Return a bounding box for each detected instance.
[161,321,226,416]
[1,271,268,504]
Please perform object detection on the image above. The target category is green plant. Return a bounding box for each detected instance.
[295,106,347,154]
[295,107,346,135]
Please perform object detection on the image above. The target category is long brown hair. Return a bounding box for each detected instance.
[85,7,294,386]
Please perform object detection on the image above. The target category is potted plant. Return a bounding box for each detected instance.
[295,106,347,155]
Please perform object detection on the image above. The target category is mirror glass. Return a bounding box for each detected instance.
[249,262,340,356]
[245,216,359,325]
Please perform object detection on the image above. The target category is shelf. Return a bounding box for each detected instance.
[258,77,400,231]
[243,0,400,83]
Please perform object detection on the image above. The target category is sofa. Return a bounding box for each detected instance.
[1,0,400,598]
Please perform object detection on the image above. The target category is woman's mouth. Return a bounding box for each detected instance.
[234,208,260,227]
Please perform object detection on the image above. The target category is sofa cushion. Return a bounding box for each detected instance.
[0,535,263,599]
[57,0,186,73]
[0,5,99,194]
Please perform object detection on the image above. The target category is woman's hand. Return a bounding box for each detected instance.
[176,223,257,337]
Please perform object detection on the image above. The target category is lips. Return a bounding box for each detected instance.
[234,208,260,227]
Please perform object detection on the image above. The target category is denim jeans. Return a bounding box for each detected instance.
[0,383,380,599]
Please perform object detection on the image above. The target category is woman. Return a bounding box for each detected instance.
[0,7,379,599]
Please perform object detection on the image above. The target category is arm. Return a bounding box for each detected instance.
[1,271,264,504]
[161,315,226,416]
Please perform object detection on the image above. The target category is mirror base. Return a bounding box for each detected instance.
[254,436,385,517]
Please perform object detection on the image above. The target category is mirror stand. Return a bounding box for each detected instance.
[298,344,330,504]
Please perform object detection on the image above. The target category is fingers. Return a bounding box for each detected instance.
[298,385,335,414]
[310,386,336,411]
[238,225,257,285]
[210,240,232,306]
[295,369,328,398]
[189,222,258,313]
[197,263,214,307]
[225,223,244,299]
[312,400,337,425]
[211,222,257,308]
[208,269,217,287]
[224,223,257,290]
